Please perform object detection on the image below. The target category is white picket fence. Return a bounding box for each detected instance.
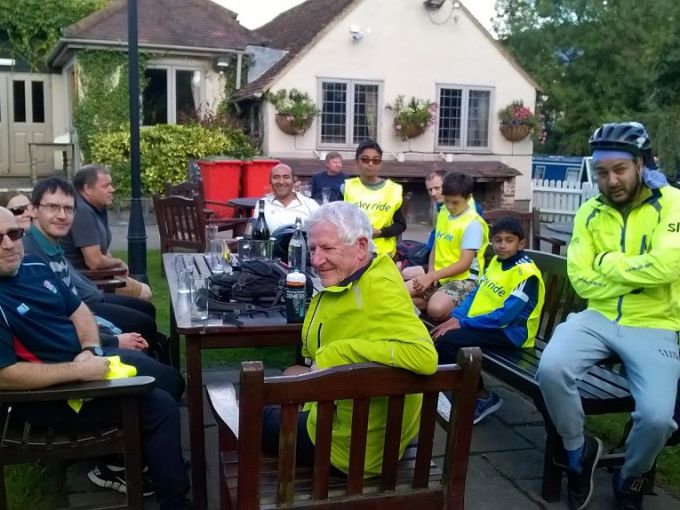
[532,179,599,223]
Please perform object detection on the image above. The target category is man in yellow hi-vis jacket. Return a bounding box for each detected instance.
[537,122,680,510]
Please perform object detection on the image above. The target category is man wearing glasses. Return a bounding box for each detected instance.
[61,164,152,301]
[343,140,406,257]
[0,207,192,509]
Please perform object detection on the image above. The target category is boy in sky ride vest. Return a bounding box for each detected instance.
[432,217,545,424]
[407,172,488,321]
[343,139,406,258]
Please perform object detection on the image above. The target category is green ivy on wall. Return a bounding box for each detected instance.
[74,50,147,162]
[0,0,107,70]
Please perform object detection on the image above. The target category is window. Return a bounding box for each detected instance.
[437,86,491,149]
[534,165,546,180]
[13,81,26,123]
[142,67,202,125]
[319,80,380,147]
[565,167,580,184]
[31,81,45,123]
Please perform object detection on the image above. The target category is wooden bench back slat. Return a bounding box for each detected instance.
[347,398,370,495]
[277,404,299,505]
[238,362,265,509]
[380,395,405,491]
[413,391,437,488]
[312,401,334,500]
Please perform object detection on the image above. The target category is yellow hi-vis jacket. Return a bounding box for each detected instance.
[569,184,680,330]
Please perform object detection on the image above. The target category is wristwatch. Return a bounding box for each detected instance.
[82,345,105,356]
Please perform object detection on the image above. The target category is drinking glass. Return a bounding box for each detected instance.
[177,267,192,294]
[302,183,313,198]
[209,239,226,274]
[190,276,209,321]
[321,187,331,204]
[205,224,218,252]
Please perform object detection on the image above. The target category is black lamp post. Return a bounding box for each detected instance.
[126,0,147,281]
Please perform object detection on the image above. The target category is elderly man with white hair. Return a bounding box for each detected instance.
[253,164,319,232]
[262,201,438,477]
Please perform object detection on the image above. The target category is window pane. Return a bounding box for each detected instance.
[142,69,168,125]
[321,82,347,144]
[353,84,378,143]
[176,70,199,123]
[13,81,26,123]
[438,88,462,146]
[466,90,490,147]
[31,81,45,123]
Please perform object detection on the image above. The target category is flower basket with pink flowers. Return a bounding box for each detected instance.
[498,100,539,142]
[386,95,437,141]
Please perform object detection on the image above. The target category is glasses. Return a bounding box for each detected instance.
[358,156,382,165]
[8,205,28,216]
[0,228,24,242]
[38,203,76,216]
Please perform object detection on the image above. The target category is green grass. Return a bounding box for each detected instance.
[6,463,65,510]
[587,414,680,498]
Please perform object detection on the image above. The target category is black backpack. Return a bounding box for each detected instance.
[395,240,430,268]
[209,260,314,306]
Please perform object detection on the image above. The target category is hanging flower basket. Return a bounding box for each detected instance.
[275,114,313,136]
[500,123,531,142]
[395,121,427,140]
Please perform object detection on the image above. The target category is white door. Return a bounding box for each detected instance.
[0,75,8,174]
[7,73,52,176]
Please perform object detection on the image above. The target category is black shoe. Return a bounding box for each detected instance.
[566,435,603,510]
[88,463,155,497]
[613,471,645,510]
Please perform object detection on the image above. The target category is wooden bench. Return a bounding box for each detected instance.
[206,348,482,510]
[421,249,644,502]
[0,376,155,510]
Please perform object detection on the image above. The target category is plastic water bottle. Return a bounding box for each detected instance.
[285,270,307,323]
[287,217,307,273]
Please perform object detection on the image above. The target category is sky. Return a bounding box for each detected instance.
[213,0,497,32]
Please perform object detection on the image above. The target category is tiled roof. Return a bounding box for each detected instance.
[62,0,267,51]
[236,0,357,99]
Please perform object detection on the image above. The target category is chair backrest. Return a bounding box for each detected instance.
[236,347,482,510]
[164,180,206,205]
[482,208,541,251]
[153,194,206,253]
[524,249,585,341]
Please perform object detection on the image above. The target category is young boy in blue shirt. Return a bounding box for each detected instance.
[433,217,545,424]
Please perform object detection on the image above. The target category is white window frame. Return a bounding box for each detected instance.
[143,64,205,125]
[317,78,382,149]
[435,84,493,152]
[534,165,546,180]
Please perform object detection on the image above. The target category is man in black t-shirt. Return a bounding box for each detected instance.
[311,151,347,203]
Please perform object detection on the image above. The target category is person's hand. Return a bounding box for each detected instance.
[431,317,461,340]
[372,227,382,238]
[412,273,435,294]
[116,332,149,351]
[73,351,110,381]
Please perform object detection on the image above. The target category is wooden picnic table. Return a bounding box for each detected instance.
[164,252,308,509]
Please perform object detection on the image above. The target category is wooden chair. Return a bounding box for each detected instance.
[153,194,207,254]
[163,181,248,236]
[0,376,155,510]
[207,348,482,510]
[483,208,566,255]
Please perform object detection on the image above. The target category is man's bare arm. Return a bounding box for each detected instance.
[80,245,127,271]
[0,354,110,390]
[71,302,102,349]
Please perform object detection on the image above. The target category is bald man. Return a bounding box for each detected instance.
[253,164,320,232]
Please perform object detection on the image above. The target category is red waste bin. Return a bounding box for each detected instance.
[197,157,243,218]
[242,159,280,197]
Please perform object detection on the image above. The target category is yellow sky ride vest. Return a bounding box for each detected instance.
[344,177,403,257]
[433,206,489,283]
[467,255,545,348]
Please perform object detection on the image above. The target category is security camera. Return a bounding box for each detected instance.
[349,24,364,40]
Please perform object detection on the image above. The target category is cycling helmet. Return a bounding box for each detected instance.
[271,224,310,265]
[588,122,651,156]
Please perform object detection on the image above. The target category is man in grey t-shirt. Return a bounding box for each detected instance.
[61,164,152,300]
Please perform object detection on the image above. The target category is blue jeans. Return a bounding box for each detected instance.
[537,310,680,478]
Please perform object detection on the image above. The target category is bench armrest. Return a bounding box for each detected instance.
[81,267,127,280]
[537,235,567,255]
[206,382,239,440]
[0,376,156,403]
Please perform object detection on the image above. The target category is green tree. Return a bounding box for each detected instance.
[494,0,678,161]
[0,0,107,70]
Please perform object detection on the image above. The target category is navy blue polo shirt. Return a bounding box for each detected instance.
[0,256,82,368]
